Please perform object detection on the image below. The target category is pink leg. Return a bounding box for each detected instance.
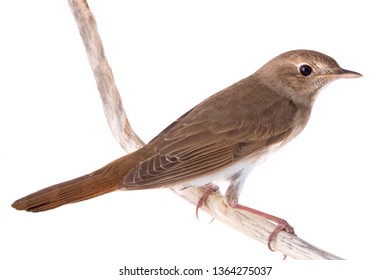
[197,182,294,252]
[232,203,295,251]
[224,174,295,251]
[196,183,219,219]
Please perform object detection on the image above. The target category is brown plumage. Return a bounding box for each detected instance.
[12,50,361,215]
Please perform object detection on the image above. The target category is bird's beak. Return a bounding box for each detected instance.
[335,68,362,79]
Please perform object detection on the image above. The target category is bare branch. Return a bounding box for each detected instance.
[68,0,144,152]
[67,0,342,260]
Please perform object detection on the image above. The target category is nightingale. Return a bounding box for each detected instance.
[12,50,361,249]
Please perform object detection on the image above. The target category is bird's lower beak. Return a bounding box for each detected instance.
[336,69,362,79]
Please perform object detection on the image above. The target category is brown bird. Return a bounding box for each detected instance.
[12,50,361,248]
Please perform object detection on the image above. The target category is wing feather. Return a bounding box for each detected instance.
[123,77,298,188]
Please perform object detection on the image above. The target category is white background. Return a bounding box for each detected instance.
[1,0,389,279]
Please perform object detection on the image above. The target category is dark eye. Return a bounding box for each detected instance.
[299,64,312,76]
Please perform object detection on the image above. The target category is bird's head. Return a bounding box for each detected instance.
[258,50,362,106]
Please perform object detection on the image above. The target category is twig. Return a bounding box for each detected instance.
[68,0,144,153]
[67,0,342,260]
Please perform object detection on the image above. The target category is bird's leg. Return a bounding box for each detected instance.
[196,183,219,219]
[225,175,295,251]
[196,179,295,251]
[228,202,295,251]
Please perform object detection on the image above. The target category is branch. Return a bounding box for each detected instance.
[67,0,341,260]
[68,0,144,153]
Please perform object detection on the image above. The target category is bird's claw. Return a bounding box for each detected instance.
[267,219,295,251]
[196,184,219,219]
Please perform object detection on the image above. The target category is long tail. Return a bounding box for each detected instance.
[12,153,141,212]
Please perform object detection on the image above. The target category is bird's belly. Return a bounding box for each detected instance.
[184,143,282,188]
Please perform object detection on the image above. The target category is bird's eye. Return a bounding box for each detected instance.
[299,64,312,76]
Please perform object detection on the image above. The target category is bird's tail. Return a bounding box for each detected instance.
[12,153,140,212]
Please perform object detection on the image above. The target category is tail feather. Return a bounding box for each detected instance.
[12,173,117,212]
[12,152,142,212]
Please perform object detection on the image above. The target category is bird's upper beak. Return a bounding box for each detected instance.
[335,68,362,79]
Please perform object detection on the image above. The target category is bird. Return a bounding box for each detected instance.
[12,49,361,249]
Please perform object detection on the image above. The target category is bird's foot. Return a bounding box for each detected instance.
[196,184,295,253]
[196,183,219,219]
[229,203,295,251]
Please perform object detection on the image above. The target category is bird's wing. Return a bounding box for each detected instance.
[123,80,297,189]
